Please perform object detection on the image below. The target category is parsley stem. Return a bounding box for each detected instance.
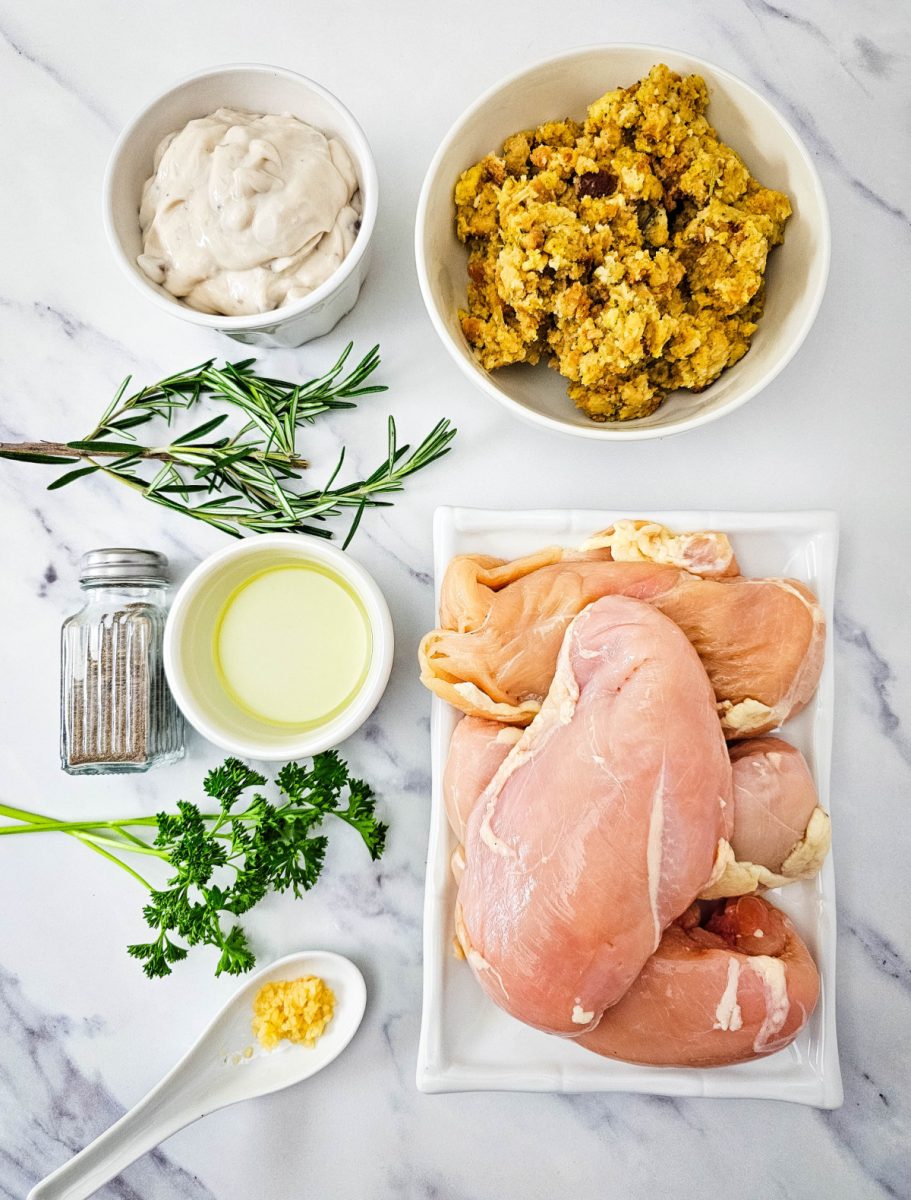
[69,834,154,889]
[0,821,163,850]
[74,832,168,857]
[0,804,158,834]
[0,805,368,832]
[0,795,155,884]
[0,801,101,824]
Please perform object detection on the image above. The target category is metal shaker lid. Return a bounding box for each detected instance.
[78,548,170,585]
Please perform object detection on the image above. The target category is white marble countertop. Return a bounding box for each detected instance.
[0,1,908,1197]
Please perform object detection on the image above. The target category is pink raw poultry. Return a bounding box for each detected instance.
[443,716,521,843]
[730,738,822,871]
[420,548,824,737]
[455,594,730,1036]
[701,737,831,897]
[577,895,820,1067]
[445,723,830,898]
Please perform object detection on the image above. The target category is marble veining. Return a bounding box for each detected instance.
[843,920,911,996]
[712,19,911,227]
[0,966,215,1200]
[0,1,908,1198]
[834,611,911,766]
[0,18,117,132]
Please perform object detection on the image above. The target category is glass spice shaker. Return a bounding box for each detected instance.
[60,549,184,774]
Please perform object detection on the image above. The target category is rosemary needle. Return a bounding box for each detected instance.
[0,344,456,543]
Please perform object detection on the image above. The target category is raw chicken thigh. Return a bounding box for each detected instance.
[702,737,831,897]
[420,532,824,738]
[456,595,730,1035]
[578,896,820,1067]
[730,738,823,868]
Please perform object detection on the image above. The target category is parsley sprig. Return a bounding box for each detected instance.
[0,752,387,979]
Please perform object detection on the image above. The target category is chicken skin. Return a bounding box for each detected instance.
[421,544,824,738]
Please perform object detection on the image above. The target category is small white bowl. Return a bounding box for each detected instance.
[103,64,378,349]
[415,44,830,440]
[163,536,393,761]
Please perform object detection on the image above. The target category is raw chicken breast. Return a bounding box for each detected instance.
[444,722,831,901]
[456,595,730,1036]
[702,738,831,898]
[420,544,824,738]
[578,896,819,1067]
[730,738,820,868]
[443,716,521,841]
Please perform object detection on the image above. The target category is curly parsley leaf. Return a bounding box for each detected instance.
[203,758,267,808]
[276,751,388,859]
[5,752,386,980]
[215,925,256,977]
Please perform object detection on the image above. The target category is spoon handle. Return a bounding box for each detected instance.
[27,1090,199,1200]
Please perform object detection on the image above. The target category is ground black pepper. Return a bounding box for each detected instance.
[60,550,183,775]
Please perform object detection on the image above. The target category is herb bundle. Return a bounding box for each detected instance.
[0,752,386,979]
[0,344,455,546]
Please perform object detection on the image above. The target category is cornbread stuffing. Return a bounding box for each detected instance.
[252,975,335,1050]
[455,64,792,421]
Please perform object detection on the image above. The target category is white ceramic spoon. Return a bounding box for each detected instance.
[28,950,367,1200]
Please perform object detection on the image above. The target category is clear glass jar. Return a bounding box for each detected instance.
[60,549,184,774]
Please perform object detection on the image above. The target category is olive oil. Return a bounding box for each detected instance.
[214,564,371,728]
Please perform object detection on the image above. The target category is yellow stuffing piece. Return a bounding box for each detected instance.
[454,64,791,422]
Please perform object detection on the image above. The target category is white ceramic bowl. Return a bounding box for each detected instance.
[163,535,393,760]
[415,45,830,440]
[104,64,378,348]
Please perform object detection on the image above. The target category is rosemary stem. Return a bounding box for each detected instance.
[0,441,181,463]
[0,442,309,469]
[0,346,454,544]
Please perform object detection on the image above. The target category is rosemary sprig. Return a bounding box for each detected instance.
[0,344,455,544]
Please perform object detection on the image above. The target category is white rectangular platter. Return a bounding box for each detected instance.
[417,508,842,1107]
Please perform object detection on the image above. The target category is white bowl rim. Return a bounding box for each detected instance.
[163,533,394,760]
[414,41,831,442]
[103,62,379,331]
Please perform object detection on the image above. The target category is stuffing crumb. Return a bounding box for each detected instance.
[252,975,335,1050]
[455,63,791,421]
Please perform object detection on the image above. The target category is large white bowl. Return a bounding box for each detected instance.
[104,64,378,349]
[415,45,830,440]
[163,535,393,761]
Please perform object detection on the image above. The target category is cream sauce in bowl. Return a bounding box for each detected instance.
[138,107,361,316]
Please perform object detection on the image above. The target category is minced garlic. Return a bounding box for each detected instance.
[252,975,335,1051]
